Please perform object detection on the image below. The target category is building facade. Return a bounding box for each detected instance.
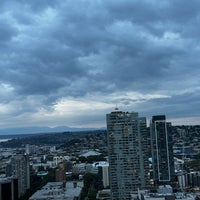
[0,177,18,200]
[29,181,83,200]
[107,109,149,199]
[97,162,109,188]
[56,162,67,182]
[150,115,175,186]
[10,155,30,197]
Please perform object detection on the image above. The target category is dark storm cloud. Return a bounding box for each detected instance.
[0,1,196,90]
[0,0,200,128]
[0,25,15,43]
[0,19,18,45]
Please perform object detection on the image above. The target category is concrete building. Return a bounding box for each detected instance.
[96,189,111,200]
[96,162,109,188]
[0,177,18,200]
[176,171,188,189]
[174,157,184,172]
[56,162,67,182]
[72,163,90,174]
[25,144,36,155]
[187,171,200,188]
[29,181,83,200]
[175,170,200,190]
[107,109,149,199]
[53,156,64,166]
[150,115,175,186]
[9,155,30,197]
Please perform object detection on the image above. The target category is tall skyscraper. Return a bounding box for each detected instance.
[107,109,149,199]
[150,115,175,186]
[9,155,30,197]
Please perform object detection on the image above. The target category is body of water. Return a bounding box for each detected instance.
[0,139,11,143]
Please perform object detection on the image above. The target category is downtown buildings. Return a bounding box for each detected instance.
[6,155,30,198]
[107,109,149,199]
[107,109,175,199]
[150,115,175,186]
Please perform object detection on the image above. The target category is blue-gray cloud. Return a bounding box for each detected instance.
[0,0,200,128]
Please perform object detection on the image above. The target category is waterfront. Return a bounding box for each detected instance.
[0,139,11,143]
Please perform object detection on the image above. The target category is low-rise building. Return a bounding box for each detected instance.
[96,189,111,200]
[29,181,83,200]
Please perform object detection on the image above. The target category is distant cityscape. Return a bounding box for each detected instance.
[0,109,200,199]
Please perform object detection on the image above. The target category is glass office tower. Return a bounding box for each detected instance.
[150,115,175,186]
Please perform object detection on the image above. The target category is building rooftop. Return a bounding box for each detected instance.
[92,161,109,167]
[80,150,101,157]
[0,176,16,183]
[29,181,83,200]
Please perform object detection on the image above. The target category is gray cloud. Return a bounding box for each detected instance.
[0,0,200,129]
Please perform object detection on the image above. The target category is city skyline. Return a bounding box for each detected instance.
[1,0,200,130]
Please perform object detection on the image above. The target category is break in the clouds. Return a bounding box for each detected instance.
[0,0,200,130]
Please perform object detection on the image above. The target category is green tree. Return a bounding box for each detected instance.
[184,153,200,171]
[88,188,98,200]
[80,173,98,200]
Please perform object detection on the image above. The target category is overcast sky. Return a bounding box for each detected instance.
[0,0,200,129]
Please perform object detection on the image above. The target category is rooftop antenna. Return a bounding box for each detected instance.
[115,104,119,111]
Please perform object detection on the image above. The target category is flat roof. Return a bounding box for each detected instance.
[29,181,83,200]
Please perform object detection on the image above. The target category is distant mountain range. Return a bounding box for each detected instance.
[0,126,104,136]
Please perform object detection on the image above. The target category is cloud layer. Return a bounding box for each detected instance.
[0,0,200,129]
